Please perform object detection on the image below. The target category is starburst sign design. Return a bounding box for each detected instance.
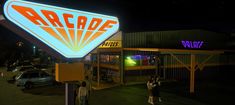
[4,0,119,58]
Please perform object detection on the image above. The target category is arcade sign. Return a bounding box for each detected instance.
[4,0,119,58]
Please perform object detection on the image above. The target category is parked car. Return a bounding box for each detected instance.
[15,70,54,89]
[6,61,17,71]
[33,64,48,71]
[13,65,35,72]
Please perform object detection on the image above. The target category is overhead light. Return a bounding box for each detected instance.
[0,15,5,21]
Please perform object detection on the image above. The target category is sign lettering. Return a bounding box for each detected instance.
[181,40,204,49]
[99,41,121,48]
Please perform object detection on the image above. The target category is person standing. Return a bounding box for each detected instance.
[152,75,162,105]
[77,81,88,105]
[0,72,3,78]
[147,76,154,105]
[84,76,91,105]
[84,76,92,97]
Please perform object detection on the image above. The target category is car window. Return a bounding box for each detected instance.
[20,67,34,71]
[41,72,50,77]
[29,72,39,78]
[16,72,23,80]
[21,73,29,79]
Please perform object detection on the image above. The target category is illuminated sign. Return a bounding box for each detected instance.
[181,40,204,49]
[99,41,121,48]
[4,0,119,58]
[125,56,137,66]
[56,63,85,82]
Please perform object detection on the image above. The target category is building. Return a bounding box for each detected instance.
[1,13,235,93]
[84,29,235,93]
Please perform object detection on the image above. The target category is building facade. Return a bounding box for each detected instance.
[84,29,234,87]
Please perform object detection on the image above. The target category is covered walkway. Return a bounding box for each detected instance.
[123,48,224,93]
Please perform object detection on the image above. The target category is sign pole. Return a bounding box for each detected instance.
[65,83,75,105]
[65,83,68,105]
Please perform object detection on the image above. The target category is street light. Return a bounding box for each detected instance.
[33,46,36,56]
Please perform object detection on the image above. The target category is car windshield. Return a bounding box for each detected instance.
[19,67,34,71]
[15,72,23,80]
[41,71,50,77]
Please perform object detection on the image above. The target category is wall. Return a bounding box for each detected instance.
[123,29,229,50]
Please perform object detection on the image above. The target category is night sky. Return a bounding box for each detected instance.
[1,0,233,33]
[24,0,234,33]
[0,0,234,49]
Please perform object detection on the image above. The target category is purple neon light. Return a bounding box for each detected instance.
[181,40,204,48]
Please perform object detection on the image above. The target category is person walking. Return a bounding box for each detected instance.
[147,76,154,105]
[77,81,88,105]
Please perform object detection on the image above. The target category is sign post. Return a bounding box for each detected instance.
[4,0,119,105]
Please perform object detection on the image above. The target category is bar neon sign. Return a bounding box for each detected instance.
[4,0,119,58]
[181,40,204,49]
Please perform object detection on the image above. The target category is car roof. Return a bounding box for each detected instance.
[22,69,42,73]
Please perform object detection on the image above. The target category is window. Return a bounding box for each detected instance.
[124,55,158,66]
[29,72,39,78]
[40,72,49,77]
[21,73,29,79]
[100,54,120,64]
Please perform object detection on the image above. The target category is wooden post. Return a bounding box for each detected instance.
[163,54,166,80]
[190,54,196,93]
[97,49,100,87]
[155,55,158,75]
[120,49,124,84]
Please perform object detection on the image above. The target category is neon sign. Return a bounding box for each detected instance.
[4,0,119,58]
[181,40,204,49]
[125,56,137,66]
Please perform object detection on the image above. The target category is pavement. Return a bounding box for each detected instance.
[0,67,232,105]
[91,81,120,90]
[89,84,208,105]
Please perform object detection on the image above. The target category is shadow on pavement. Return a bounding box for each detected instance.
[7,79,15,84]
[161,80,235,105]
[22,85,65,96]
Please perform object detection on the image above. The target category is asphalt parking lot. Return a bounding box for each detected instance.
[0,67,64,105]
[1,67,233,105]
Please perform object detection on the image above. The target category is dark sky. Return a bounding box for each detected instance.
[10,0,233,33]
[1,0,234,33]
[0,0,234,59]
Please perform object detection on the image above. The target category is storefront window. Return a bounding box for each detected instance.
[110,55,120,64]
[124,55,141,66]
[84,54,91,62]
[100,55,110,63]
[124,55,157,66]
[100,54,120,64]
[91,54,97,63]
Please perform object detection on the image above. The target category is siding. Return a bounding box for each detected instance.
[123,29,228,49]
